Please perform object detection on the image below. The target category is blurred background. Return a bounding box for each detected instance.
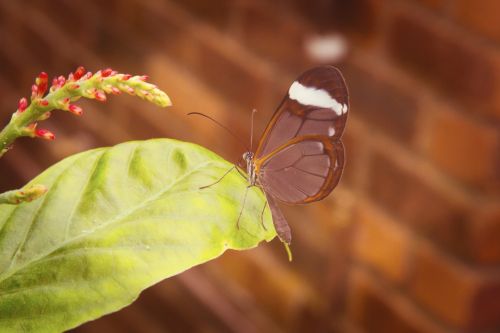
[1,0,500,332]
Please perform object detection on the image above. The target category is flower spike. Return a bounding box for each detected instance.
[0,66,171,160]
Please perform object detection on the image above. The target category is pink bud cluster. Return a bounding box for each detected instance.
[11,66,170,146]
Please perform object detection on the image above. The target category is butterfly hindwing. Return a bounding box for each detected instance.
[257,136,344,204]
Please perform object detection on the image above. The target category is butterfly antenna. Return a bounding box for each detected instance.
[187,112,249,151]
[250,109,257,151]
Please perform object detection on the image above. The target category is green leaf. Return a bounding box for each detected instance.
[0,139,275,333]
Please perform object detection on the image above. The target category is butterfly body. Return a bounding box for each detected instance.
[241,66,349,245]
[242,151,257,186]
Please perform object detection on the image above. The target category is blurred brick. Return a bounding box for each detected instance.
[139,0,277,112]
[44,0,102,49]
[290,0,379,38]
[215,248,317,329]
[145,54,262,161]
[353,202,412,284]
[411,242,500,331]
[469,205,500,265]
[339,128,364,188]
[388,12,500,119]
[347,267,448,333]
[237,1,310,70]
[368,152,470,255]
[197,38,274,110]
[169,0,233,29]
[426,108,500,191]
[469,278,500,332]
[455,0,500,43]
[415,0,446,11]
[0,50,20,86]
[143,279,234,333]
[344,63,419,144]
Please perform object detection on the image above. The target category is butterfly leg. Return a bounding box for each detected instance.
[234,165,247,180]
[199,165,236,189]
[236,185,250,229]
[259,200,268,231]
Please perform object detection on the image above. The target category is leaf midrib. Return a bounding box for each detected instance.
[0,159,222,285]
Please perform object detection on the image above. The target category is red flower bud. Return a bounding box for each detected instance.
[36,72,49,96]
[94,90,107,102]
[138,75,149,82]
[68,84,80,90]
[35,129,55,140]
[121,74,132,81]
[38,99,49,107]
[31,84,38,97]
[51,75,66,89]
[68,104,83,116]
[73,66,86,80]
[110,87,121,95]
[18,98,28,112]
[101,68,113,77]
[82,72,93,80]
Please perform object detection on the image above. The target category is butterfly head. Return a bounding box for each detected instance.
[242,151,254,163]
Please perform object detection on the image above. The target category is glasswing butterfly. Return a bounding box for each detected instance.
[195,65,348,247]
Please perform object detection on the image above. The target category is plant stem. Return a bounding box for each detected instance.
[0,185,47,205]
[0,103,47,157]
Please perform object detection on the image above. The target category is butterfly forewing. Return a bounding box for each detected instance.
[257,137,344,204]
[255,66,348,159]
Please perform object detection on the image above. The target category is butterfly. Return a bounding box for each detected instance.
[194,65,348,246]
[242,65,348,245]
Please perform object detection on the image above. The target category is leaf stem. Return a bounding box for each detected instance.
[0,184,47,205]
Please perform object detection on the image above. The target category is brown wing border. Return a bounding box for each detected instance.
[255,135,345,204]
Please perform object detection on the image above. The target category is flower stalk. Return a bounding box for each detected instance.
[0,67,171,158]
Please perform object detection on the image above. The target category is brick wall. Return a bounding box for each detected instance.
[0,0,499,332]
